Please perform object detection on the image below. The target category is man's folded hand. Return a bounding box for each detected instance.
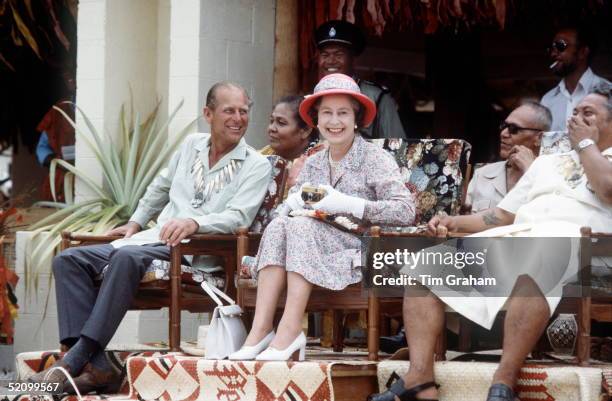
[159,218,199,247]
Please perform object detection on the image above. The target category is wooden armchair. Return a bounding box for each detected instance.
[575,227,612,363]
[433,226,612,365]
[235,227,382,359]
[59,155,289,352]
[60,232,239,351]
[235,138,473,360]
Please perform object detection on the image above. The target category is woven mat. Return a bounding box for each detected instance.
[12,352,338,401]
[377,361,604,401]
[125,355,335,401]
[12,350,170,401]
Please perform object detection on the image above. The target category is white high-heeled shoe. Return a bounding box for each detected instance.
[256,332,307,361]
[228,331,275,360]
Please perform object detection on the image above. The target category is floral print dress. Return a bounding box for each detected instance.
[253,135,415,290]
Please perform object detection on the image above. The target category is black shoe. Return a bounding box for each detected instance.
[486,383,518,401]
[367,378,439,401]
[379,329,407,354]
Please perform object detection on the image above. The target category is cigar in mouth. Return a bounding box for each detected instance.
[549,60,559,69]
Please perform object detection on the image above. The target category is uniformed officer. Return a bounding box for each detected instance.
[315,20,406,139]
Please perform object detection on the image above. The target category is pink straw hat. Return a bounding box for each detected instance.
[299,73,377,128]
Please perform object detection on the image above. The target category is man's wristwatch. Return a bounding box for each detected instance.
[575,138,596,153]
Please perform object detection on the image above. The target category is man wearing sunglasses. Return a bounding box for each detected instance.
[542,26,610,131]
[466,102,552,213]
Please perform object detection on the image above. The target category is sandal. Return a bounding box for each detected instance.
[367,378,439,401]
[486,383,519,401]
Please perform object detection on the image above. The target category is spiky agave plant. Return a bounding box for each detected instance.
[25,100,196,293]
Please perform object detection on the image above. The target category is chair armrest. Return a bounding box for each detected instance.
[371,225,449,238]
[186,233,240,241]
[61,231,122,250]
[62,231,123,242]
[590,232,612,238]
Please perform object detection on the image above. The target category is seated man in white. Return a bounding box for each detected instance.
[368,82,612,401]
[466,102,551,213]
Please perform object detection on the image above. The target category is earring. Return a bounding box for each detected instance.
[354,125,358,129]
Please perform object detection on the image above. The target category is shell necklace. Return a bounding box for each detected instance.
[191,150,243,207]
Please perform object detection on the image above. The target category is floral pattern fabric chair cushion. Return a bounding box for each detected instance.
[370,138,472,226]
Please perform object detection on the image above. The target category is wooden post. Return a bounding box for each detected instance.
[332,310,345,352]
[61,231,71,251]
[577,227,592,365]
[169,244,182,351]
[273,0,299,100]
[236,227,249,309]
[368,227,381,361]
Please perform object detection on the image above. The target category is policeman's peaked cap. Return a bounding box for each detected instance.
[315,20,366,56]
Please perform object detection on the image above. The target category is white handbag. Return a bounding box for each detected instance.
[201,281,247,359]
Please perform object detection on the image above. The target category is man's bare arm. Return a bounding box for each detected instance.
[455,207,515,233]
[428,207,515,236]
[578,146,612,204]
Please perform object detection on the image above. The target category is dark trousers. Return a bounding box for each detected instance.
[52,243,171,347]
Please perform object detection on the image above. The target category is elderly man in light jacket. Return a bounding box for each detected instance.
[466,102,551,213]
[30,82,271,393]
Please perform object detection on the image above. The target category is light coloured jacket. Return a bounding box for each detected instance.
[113,132,271,249]
[465,161,507,213]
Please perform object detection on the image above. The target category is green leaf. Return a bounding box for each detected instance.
[131,116,196,207]
[123,113,141,198]
[129,100,184,205]
[51,159,109,200]
[52,105,122,201]
[73,105,125,202]
[29,198,103,230]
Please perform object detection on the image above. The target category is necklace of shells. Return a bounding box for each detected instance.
[190,150,243,207]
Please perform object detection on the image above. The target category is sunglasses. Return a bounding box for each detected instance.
[500,122,541,135]
[548,39,569,54]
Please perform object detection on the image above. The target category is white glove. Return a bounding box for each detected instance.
[312,184,366,219]
[277,183,308,216]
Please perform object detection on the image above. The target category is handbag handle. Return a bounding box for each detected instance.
[201,281,236,306]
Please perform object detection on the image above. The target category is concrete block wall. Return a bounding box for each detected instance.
[197,0,276,149]
[13,232,60,355]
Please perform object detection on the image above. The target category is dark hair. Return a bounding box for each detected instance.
[307,96,366,128]
[274,95,309,130]
[520,101,553,131]
[205,81,252,110]
[592,81,612,118]
[557,24,598,62]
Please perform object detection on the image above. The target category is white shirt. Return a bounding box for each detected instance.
[541,68,611,131]
[498,147,612,234]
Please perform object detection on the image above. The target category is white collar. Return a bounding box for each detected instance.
[559,68,595,97]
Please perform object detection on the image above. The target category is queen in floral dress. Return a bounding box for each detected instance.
[229,74,415,361]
